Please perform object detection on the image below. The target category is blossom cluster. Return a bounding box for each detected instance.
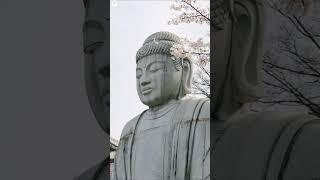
[170,44,191,60]
[168,0,210,25]
[170,38,209,64]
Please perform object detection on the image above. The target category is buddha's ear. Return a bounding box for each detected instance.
[230,0,265,103]
[181,58,193,95]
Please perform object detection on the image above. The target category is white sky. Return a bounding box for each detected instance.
[110,0,209,140]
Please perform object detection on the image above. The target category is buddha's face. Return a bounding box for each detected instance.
[136,54,182,107]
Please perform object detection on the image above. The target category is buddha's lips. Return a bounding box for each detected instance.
[142,88,152,95]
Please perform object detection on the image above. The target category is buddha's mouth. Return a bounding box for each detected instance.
[142,88,153,95]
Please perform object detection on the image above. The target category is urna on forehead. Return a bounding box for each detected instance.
[136,31,182,63]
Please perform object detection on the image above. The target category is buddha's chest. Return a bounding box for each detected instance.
[130,109,175,180]
[131,124,169,178]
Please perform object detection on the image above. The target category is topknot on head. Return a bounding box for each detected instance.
[143,31,182,45]
[136,31,183,62]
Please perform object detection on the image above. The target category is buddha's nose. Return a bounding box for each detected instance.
[140,75,151,86]
[141,80,150,86]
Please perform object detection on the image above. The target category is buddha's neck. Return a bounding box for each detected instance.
[149,99,178,112]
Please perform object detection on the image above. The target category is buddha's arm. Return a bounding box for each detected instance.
[190,100,210,180]
[111,115,140,180]
[202,101,210,180]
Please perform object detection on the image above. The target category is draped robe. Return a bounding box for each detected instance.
[112,97,210,180]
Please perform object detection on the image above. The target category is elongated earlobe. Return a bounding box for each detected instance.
[181,58,193,95]
[230,0,265,103]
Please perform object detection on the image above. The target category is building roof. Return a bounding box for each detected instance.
[110,137,118,151]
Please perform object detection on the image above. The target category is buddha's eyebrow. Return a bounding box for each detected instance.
[136,61,165,71]
[146,61,165,69]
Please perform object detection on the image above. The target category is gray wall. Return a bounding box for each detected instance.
[0,0,106,179]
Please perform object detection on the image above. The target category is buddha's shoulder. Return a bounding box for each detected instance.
[120,113,143,139]
[180,97,210,120]
[199,99,210,120]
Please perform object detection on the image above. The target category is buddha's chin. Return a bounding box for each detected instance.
[141,99,161,108]
[140,96,165,108]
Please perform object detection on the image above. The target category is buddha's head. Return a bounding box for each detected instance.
[135,32,193,108]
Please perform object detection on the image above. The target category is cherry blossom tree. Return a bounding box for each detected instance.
[169,0,210,97]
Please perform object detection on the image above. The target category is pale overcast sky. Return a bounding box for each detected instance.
[110,0,209,140]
